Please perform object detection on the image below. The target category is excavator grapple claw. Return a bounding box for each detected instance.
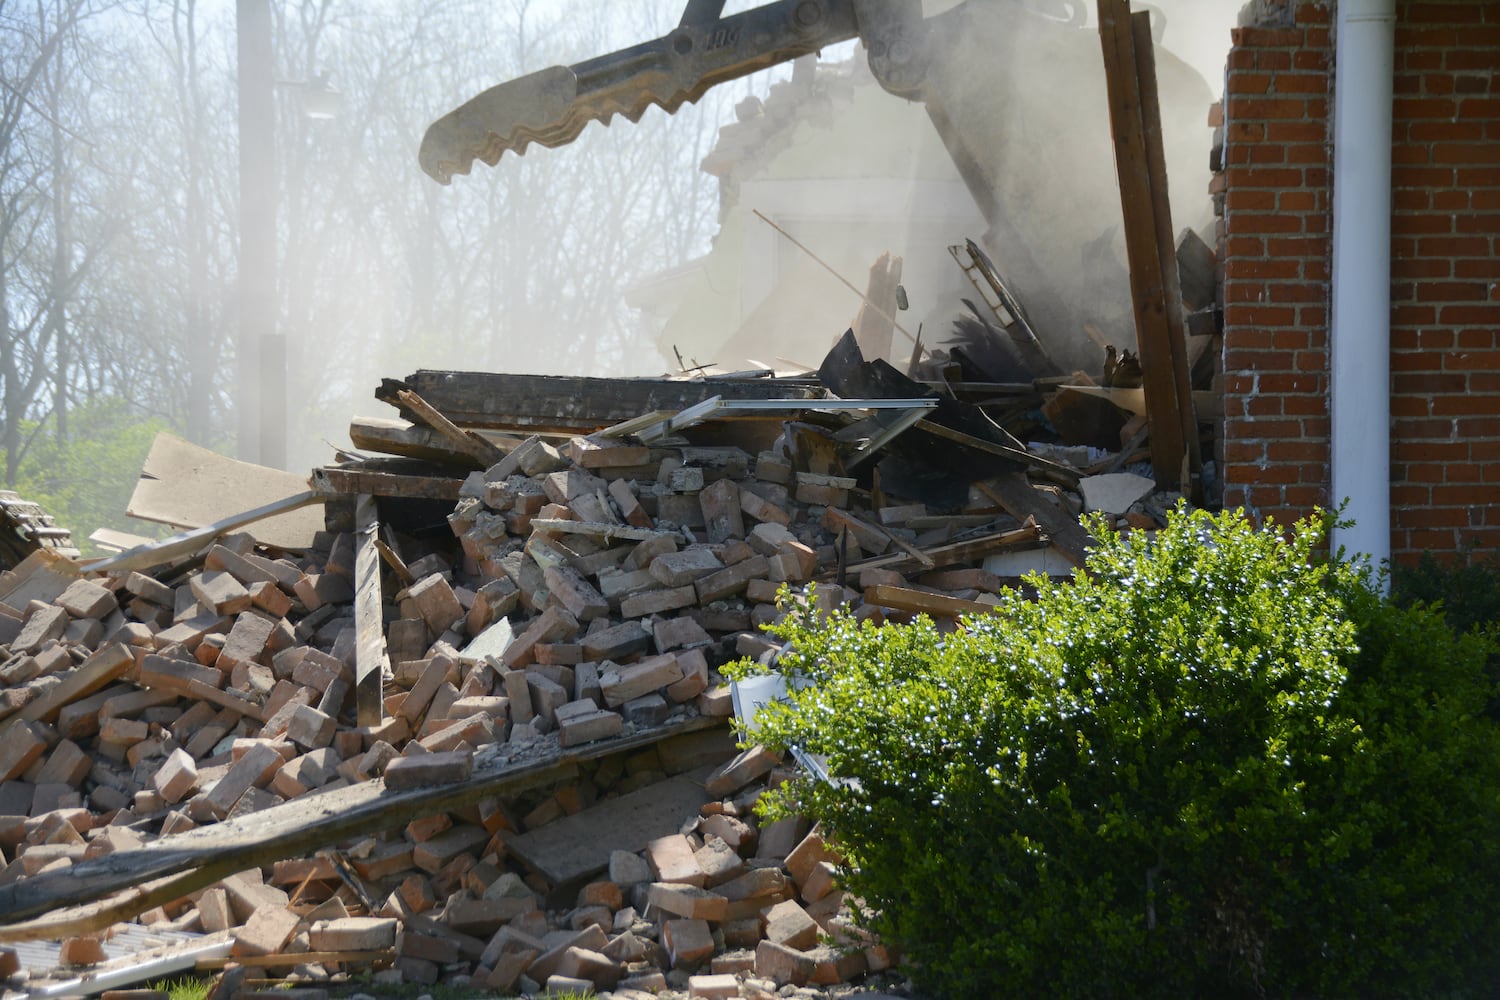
[419,0,866,184]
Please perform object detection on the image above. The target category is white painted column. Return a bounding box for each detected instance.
[1330,0,1396,575]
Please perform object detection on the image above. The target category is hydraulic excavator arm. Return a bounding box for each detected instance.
[418,0,932,184]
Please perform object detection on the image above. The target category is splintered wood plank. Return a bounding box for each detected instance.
[1096,0,1191,490]
[374,534,415,587]
[394,388,508,467]
[914,419,1081,485]
[506,768,716,885]
[851,252,903,362]
[353,494,385,729]
[863,584,997,619]
[0,715,725,942]
[594,409,676,440]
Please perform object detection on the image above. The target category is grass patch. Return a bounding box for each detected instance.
[150,976,212,1000]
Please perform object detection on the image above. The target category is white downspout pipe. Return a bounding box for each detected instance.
[1330,0,1396,578]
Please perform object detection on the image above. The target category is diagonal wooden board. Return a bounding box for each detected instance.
[863,584,998,619]
[505,766,717,886]
[128,433,324,550]
[0,715,726,942]
[975,473,1097,569]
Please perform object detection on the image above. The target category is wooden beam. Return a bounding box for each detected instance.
[353,495,385,729]
[528,519,682,545]
[197,951,393,970]
[1096,0,1190,490]
[1131,9,1202,494]
[914,419,1082,485]
[875,524,936,570]
[183,678,269,723]
[379,372,820,434]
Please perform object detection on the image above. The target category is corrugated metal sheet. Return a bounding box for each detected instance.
[11,924,224,998]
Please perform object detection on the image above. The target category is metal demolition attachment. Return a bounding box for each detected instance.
[417,0,938,184]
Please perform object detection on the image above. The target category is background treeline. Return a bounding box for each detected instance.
[0,0,742,546]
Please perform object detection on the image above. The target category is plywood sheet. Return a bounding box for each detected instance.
[128,433,322,549]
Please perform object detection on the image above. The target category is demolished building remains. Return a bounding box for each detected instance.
[0,0,1241,996]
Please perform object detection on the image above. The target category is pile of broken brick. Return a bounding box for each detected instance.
[0,354,1181,999]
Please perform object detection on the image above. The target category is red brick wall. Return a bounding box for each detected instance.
[1218,0,1500,564]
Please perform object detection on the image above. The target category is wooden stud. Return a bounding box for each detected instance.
[1096,0,1192,490]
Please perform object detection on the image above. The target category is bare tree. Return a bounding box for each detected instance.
[0,0,100,483]
[1,0,782,504]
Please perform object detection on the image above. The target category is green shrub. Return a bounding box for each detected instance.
[1391,548,1500,636]
[733,507,1500,998]
[1391,550,1500,719]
